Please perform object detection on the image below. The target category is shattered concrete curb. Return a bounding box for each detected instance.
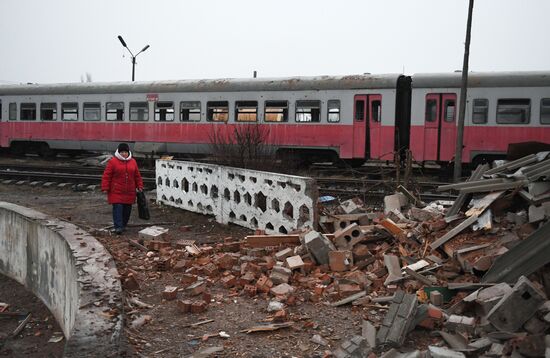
[0,201,124,357]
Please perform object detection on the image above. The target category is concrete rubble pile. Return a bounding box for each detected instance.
[120,151,550,357]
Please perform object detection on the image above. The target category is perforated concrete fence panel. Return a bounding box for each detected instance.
[156,160,318,234]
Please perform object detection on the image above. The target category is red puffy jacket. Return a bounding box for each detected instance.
[101,156,144,204]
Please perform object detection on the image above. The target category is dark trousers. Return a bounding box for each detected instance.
[112,203,132,231]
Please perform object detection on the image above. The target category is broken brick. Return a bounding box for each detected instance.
[172,260,190,272]
[154,258,171,271]
[239,271,256,284]
[190,301,208,313]
[221,275,237,288]
[220,241,241,252]
[244,284,257,297]
[202,291,212,303]
[338,283,362,298]
[256,275,274,293]
[270,266,292,285]
[314,284,326,296]
[162,286,178,300]
[286,255,305,270]
[270,283,295,296]
[186,280,207,296]
[353,244,373,262]
[146,240,172,251]
[123,273,140,291]
[329,250,353,272]
[215,253,239,270]
[177,299,192,313]
[181,274,198,287]
[274,248,293,261]
[201,262,219,277]
[273,309,288,322]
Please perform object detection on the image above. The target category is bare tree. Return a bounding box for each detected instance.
[209,123,276,170]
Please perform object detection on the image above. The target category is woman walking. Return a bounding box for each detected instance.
[101,143,144,235]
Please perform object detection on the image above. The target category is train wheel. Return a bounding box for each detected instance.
[9,142,25,156]
[39,144,57,159]
[344,159,366,168]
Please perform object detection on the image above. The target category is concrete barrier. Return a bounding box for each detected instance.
[156,160,318,234]
[0,202,124,357]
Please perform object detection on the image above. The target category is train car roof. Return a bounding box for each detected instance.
[412,71,550,88]
[0,74,403,96]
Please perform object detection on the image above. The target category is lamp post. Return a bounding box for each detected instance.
[117,35,150,81]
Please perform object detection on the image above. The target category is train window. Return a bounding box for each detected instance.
[207,101,229,122]
[180,101,201,122]
[496,99,530,124]
[83,102,101,121]
[371,100,381,122]
[62,103,78,121]
[20,103,36,121]
[129,102,149,121]
[541,99,550,124]
[444,99,456,122]
[106,102,124,121]
[354,100,365,121]
[40,103,57,121]
[9,103,16,120]
[327,100,340,123]
[264,101,288,122]
[155,101,175,122]
[296,100,321,122]
[425,99,437,122]
[472,98,488,124]
[235,101,258,122]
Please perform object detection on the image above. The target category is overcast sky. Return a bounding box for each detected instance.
[1,0,549,84]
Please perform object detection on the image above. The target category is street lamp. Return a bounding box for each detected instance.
[117,35,150,81]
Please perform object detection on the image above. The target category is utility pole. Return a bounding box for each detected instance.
[118,35,150,82]
[454,0,475,182]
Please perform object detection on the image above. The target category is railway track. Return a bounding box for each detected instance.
[0,162,457,202]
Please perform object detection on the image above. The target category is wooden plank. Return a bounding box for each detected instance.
[379,218,404,236]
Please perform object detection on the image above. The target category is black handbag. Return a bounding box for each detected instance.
[136,191,150,220]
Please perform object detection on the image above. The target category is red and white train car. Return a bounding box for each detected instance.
[0,75,409,162]
[0,71,548,165]
[409,72,550,164]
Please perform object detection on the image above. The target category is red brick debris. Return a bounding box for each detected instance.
[114,152,550,357]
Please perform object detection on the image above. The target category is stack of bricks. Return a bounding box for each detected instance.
[376,290,418,347]
[154,258,171,271]
[332,335,372,358]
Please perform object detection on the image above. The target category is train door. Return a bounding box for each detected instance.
[353,95,368,158]
[368,95,382,158]
[423,93,457,161]
[353,94,381,159]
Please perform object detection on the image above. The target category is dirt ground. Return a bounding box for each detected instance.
[0,157,435,357]
[0,276,65,358]
[0,184,385,357]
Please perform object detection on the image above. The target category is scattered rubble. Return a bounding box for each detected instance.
[105,151,550,356]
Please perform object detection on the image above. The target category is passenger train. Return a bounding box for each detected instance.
[0,71,549,165]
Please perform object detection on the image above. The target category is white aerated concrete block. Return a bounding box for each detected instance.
[138,226,169,240]
[156,160,317,234]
